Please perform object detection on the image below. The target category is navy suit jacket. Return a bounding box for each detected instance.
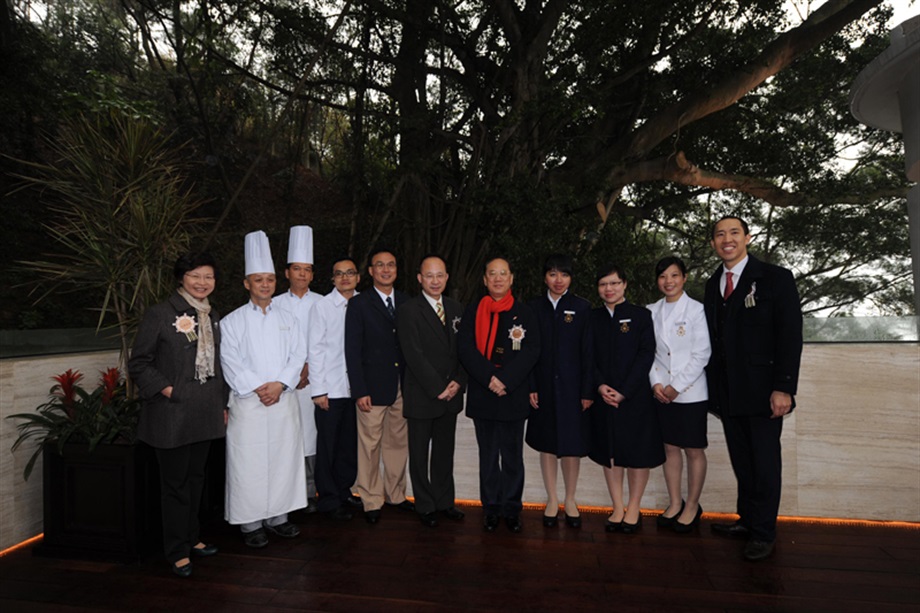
[345,288,408,405]
[458,297,541,422]
[704,255,803,418]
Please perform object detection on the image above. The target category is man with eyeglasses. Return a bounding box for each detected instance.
[345,248,414,524]
[396,255,467,527]
[309,257,361,520]
[273,226,324,514]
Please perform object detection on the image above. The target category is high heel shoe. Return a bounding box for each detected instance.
[620,513,643,534]
[673,504,702,533]
[656,500,685,528]
[564,513,581,529]
[543,514,559,528]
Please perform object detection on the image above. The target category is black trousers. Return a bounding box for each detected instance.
[720,414,784,542]
[315,397,358,512]
[473,418,525,517]
[407,412,458,515]
[154,440,212,564]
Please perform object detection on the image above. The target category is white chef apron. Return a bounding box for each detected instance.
[225,392,307,525]
[295,385,318,457]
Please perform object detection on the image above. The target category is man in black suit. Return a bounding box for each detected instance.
[397,255,467,528]
[345,248,414,523]
[704,216,803,562]
[458,257,541,533]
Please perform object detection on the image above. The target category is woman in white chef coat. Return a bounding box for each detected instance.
[647,256,711,533]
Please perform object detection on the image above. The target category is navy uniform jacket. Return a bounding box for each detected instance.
[458,298,540,422]
[396,294,467,419]
[344,288,408,406]
[703,255,803,418]
[588,301,659,467]
[526,293,594,456]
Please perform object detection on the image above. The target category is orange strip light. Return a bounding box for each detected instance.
[0,533,43,558]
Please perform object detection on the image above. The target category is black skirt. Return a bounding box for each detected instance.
[655,399,709,449]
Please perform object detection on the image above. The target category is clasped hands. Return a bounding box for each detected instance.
[598,384,625,407]
[437,380,462,401]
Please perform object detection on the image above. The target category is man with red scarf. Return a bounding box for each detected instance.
[458,257,541,533]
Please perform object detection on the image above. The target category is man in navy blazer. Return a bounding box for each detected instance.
[703,216,803,562]
[345,248,413,523]
[397,255,467,527]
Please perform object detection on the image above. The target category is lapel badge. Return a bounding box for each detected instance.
[745,282,757,308]
[677,325,686,337]
[619,318,631,333]
[563,310,575,323]
[451,316,461,333]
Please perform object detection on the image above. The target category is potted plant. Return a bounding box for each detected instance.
[8,368,160,562]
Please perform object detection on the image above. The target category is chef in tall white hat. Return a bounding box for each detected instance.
[220,230,307,547]
[273,225,324,513]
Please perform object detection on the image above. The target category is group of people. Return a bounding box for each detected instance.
[128,215,803,578]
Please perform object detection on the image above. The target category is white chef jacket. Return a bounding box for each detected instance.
[274,289,324,456]
[308,288,356,400]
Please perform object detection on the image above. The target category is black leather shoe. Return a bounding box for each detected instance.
[620,514,643,534]
[303,498,319,514]
[656,500,684,528]
[505,516,522,533]
[328,506,353,521]
[190,543,218,557]
[171,561,192,578]
[265,522,300,538]
[543,514,558,528]
[365,509,381,524]
[387,500,416,512]
[441,506,465,521]
[344,495,363,508]
[711,521,750,539]
[673,504,702,534]
[564,513,581,529]
[243,528,269,548]
[743,539,775,561]
[605,519,621,533]
[483,514,500,532]
[419,512,439,528]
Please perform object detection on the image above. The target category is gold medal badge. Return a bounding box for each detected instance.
[619,320,630,333]
[508,324,526,350]
[677,325,686,337]
[563,310,575,323]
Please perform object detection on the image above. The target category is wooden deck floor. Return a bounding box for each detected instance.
[1,504,918,612]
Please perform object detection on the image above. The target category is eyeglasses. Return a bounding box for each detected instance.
[333,270,358,279]
[185,273,215,282]
[372,261,397,270]
[598,280,624,288]
[421,273,447,281]
[486,270,510,278]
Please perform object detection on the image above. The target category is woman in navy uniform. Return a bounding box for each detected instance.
[647,256,711,533]
[526,254,594,528]
[589,264,664,533]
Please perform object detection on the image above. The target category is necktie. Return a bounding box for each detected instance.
[436,301,446,325]
[386,296,395,318]
[723,271,734,301]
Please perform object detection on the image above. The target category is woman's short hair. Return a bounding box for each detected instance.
[543,254,573,276]
[654,256,687,278]
[174,252,219,282]
[596,264,627,284]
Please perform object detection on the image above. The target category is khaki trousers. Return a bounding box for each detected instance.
[355,388,409,511]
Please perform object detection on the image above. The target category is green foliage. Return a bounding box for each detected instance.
[8,368,139,481]
[13,110,206,359]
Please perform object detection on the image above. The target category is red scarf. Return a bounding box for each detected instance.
[475,292,515,360]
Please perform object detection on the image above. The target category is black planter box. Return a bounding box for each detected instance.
[35,442,161,563]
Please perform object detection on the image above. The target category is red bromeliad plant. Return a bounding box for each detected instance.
[8,368,140,480]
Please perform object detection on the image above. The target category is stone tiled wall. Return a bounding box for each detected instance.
[2,344,917,551]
